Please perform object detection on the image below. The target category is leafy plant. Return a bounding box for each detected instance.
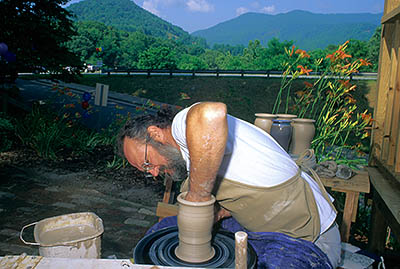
[14,104,109,160]
[0,112,15,152]
[273,41,373,163]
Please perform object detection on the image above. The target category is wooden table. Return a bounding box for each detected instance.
[320,171,370,242]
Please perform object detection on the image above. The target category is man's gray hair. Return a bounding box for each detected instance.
[116,107,178,158]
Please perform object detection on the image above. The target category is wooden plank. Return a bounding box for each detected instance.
[387,20,400,166]
[381,4,400,23]
[162,177,173,204]
[320,171,370,193]
[368,188,388,254]
[0,255,206,269]
[367,167,400,227]
[396,118,400,172]
[340,191,358,242]
[156,202,178,219]
[374,23,395,160]
[381,22,399,162]
[351,195,359,223]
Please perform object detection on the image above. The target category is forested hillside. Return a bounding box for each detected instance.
[193,10,382,50]
[67,0,205,46]
[64,1,381,72]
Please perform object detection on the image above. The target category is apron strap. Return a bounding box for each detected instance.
[296,149,338,214]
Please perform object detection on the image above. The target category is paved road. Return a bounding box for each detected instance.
[14,79,170,130]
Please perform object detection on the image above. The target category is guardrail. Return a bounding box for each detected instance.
[100,69,378,80]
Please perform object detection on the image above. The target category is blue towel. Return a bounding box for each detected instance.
[147,216,333,269]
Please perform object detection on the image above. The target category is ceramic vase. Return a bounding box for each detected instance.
[254,113,276,133]
[270,119,292,152]
[275,114,298,121]
[175,192,216,263]
[290,118,316,155]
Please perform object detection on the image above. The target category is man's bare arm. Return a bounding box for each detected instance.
[184,102,228,202]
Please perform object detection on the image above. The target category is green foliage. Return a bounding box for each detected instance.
[67,0,205,47]
[138,46,178,70]
[273,41,373,162]
[0,0,83,76]
[0,112,15,152]
[367,26,382,71]
[178,54,208,70]
[14,105,114,160]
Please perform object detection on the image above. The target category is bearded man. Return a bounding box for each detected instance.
[116,102,341,268]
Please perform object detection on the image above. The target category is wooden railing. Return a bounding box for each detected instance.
[100,69,378,80]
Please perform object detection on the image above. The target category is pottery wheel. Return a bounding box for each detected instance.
[134,226,257,268]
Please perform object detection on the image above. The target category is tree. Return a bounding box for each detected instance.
[138,46,177,70]
[367,26,381,71]
[0,0,82,76]
[177,54,208,70]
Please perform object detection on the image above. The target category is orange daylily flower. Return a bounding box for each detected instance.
[296,90,306,97]
[304,81,314,88]
[64,103,75,109]
[337,50,352,60]
[361,112,373,125]
[359,59,372,66]
[180,92,191,100]
[339,80,351,89]
[326,53,335,61]
[297,65,312,75]
[289,45,295,56]
[345,96,357,104]
[295,49,310,58]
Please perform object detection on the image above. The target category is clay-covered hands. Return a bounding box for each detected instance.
[215,207,232,222]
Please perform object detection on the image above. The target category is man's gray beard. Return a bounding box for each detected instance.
[149,140,188,182]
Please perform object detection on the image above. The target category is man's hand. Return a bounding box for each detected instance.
[185,102,228,202]
[215,207,232,222]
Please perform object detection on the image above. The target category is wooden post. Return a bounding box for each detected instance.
[235,231,248,269]
[368,188,388,254]
[339,191,359,242]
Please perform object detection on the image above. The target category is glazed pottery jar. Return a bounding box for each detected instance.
[254,113,276,133]
[175,192,216,263]
[290,118,316,155]
[270,119,292,152]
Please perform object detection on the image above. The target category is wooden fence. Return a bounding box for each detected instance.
[368,0,400,257]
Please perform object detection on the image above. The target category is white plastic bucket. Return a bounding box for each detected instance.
[20,212,104,258]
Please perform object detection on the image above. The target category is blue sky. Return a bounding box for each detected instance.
[67,0,384,33]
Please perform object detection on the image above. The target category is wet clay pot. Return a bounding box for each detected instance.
[175,192,216,263]
[270,119,292,152]
[254,113,276,133]
[275,114,297,121]
[290,118,316,155]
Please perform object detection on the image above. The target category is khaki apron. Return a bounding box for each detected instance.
[180,150,336,242]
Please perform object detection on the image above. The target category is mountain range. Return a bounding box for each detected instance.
[193,10,382,50]
[67,0,382,50]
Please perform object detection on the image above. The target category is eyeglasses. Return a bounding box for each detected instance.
[141,138,155,176]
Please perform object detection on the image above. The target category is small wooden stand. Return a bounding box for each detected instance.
[320,171,370,242]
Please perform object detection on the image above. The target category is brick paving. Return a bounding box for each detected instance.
[0,165,164,259]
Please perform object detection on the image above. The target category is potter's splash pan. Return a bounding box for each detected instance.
[134,226,257,268]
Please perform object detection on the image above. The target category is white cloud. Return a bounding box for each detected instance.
[186,0,214,12]
[142,0,160,16]
[260,5,275,14]
[236,7,249,16]
[250,1,260,9]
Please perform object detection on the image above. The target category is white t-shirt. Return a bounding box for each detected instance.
[171,105,336,234]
